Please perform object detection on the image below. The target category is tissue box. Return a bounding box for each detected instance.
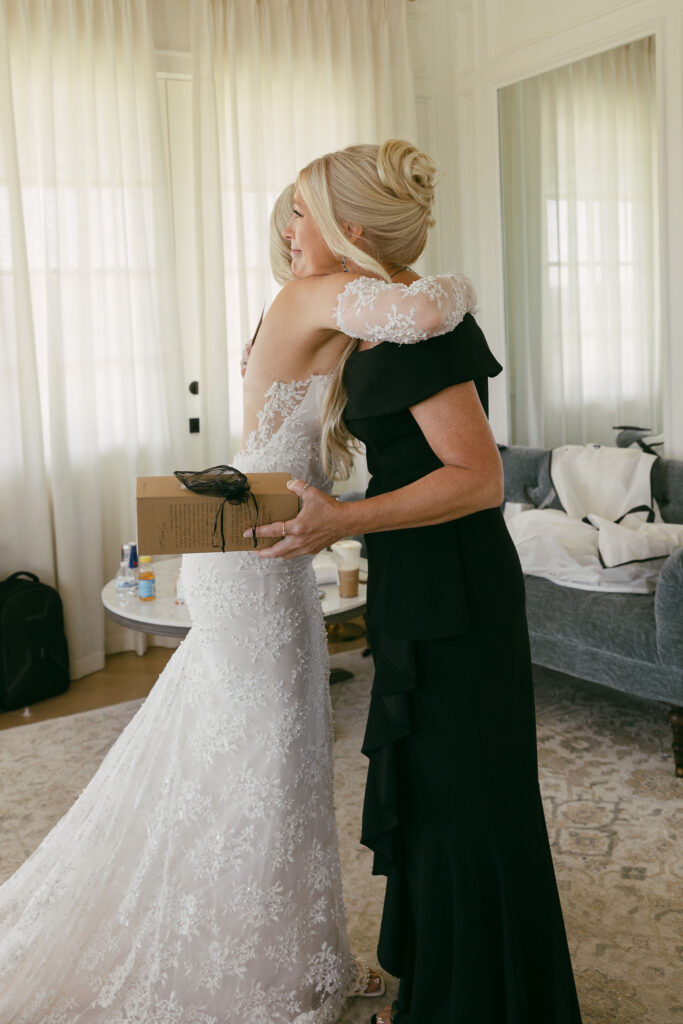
[136,473,299,555]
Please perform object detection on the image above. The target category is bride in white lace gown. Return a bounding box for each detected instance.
[0,141,475,1023]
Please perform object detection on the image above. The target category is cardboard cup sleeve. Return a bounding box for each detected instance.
[331,540,361,598]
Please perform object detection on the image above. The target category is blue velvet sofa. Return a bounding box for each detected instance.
[500,445,683,776]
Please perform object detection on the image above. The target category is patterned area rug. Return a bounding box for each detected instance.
[0,652,681,1023]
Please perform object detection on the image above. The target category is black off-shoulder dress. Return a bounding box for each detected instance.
[344,314,582,1024]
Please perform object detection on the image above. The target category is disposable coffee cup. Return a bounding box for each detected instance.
[338,568,359,598]
[331,540,361,598]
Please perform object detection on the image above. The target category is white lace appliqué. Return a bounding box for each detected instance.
[238,374,333,494]
[334,272,477,344]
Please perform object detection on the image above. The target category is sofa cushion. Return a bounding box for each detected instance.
[523,575,658,665]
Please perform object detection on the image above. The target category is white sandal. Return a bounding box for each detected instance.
[352,957,386,998]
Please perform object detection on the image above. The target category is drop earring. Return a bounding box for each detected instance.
[341,256,349,273]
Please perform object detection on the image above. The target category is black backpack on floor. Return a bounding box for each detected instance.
[0,572,70,712]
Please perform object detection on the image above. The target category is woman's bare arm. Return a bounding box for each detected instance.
[243,270,477,386]
[240,271,477,390]
[249,380,504,557]
[270,271,476,347]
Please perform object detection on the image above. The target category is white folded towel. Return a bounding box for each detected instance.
[550,444,656,521]
[587,514,683,568]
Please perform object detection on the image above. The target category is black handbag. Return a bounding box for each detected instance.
[0,572,70,711]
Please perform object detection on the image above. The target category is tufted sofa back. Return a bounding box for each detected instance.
[500,445,683,525]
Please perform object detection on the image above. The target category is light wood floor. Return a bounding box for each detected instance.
[0,623,367,731]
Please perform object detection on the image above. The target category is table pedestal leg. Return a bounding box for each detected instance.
[326,622,365,643]
[329,667,354,684]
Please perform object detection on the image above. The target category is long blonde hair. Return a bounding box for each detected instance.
[297,139,438,477]
[320,337,362,479]
[270,183,296,285]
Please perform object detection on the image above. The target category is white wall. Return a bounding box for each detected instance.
[411,0,683,456]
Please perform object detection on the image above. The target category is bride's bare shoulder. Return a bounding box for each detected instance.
[275,272,355,306]
[262,272,364,339]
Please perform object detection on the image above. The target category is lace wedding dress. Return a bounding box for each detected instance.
[0,274,476,1024]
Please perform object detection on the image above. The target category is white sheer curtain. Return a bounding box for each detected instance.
[0,0,189,678]
[191,0,417,460]
[500,37,660,448]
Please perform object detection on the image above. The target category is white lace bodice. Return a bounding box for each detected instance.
[235,373,333,492]
[334,272,477,344]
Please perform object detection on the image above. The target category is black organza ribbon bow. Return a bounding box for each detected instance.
[173,465,259,551]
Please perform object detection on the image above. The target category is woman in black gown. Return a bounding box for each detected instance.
[342,322,582,1024]
[253,140,583,1023]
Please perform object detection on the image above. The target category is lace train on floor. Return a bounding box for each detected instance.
[0,553,356,1023]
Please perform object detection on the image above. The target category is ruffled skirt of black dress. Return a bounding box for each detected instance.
[361,617,583,1024]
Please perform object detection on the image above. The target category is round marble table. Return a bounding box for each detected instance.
[102,555,368,681]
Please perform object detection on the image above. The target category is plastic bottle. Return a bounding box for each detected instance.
[128,542,138,577]
[115,560,137,602]
[138,556,156,601]
[174,571,185,606]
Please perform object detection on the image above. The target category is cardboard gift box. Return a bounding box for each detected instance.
[136,473,299,555]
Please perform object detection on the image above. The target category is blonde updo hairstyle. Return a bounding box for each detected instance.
[297,139,438,478]
[296,139,436,282]
[269,182,296,285]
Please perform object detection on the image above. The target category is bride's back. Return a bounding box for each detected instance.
[235,279,352,492]
[241,281,350,442]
